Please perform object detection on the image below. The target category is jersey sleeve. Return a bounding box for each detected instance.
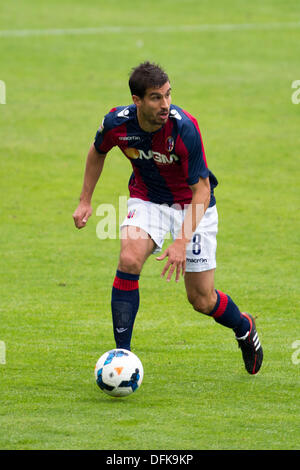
[94,109,117,155]
[176,117,209,185]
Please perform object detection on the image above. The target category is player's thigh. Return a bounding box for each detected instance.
[184,269,216,308]
[118,226,155,273]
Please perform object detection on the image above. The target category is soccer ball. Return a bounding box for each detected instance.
[94,349,144,397]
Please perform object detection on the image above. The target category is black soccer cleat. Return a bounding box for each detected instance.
[236,313,263,375]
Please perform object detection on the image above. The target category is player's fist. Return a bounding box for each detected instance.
[72,201,92,229]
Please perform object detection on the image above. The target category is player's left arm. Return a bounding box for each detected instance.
[156,176,211,282]
[180,176,211,242]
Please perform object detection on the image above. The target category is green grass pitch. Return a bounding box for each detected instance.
[0,0,299,450]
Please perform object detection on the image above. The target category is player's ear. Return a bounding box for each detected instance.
[132,94,141,107]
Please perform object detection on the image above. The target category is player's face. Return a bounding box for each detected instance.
[133,81,171,132]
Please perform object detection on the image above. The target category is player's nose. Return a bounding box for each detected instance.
[161,96,169,108]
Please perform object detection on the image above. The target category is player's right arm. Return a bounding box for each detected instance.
[72,144,107,229]
[73,108,120,228]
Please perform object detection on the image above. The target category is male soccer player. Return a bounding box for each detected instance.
[73,62,263,375]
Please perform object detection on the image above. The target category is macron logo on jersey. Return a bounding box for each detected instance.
[117,107,130,118]
[170,109,182,120]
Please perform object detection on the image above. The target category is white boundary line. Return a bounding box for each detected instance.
[0,22,300,38]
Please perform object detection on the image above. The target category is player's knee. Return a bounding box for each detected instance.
[118,251,143,274]
[187,292,214,316]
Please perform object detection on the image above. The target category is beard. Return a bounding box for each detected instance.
[142,109,168,127]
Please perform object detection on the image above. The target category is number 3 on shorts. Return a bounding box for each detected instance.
[192,233,201,255]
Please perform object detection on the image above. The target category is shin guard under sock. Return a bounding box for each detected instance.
[111,270,140,350]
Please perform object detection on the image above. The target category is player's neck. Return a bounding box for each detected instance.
[136,110,162,133]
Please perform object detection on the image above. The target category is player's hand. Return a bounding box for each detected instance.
[72,201,92,229]
[156,239,186,282]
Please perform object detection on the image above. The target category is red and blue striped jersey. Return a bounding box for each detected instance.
[94,104,218,208]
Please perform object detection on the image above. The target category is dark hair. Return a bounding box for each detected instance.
[129,61,169,98]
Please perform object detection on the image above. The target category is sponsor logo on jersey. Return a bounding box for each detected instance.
[124,148,179,164]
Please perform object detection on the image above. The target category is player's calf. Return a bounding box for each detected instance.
[187,289,217,315]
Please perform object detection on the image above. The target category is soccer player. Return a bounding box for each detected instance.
[73,62,263,375]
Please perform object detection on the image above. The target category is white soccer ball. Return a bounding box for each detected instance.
[94,349,144,397]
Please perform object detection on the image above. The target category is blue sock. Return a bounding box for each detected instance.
[111,270,140,351]
[210,290,250,337]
